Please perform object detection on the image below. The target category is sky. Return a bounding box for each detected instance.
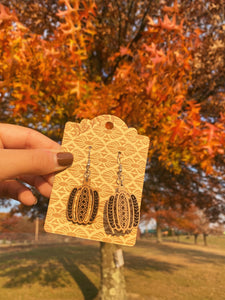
[0,200,18,213]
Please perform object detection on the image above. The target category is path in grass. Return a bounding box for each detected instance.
[0,237,224,300]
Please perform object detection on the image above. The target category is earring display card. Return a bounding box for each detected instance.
[44,115,149,246]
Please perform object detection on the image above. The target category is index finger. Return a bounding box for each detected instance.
[0,123,61,150]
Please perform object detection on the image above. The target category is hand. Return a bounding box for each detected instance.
[0,124,73,206]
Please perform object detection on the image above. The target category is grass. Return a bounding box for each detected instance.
[162,234,225,248]
[0,236,225,300]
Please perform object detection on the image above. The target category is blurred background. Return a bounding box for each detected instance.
[0,1,225,299]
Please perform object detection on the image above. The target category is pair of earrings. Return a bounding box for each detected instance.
[66,146,139,235]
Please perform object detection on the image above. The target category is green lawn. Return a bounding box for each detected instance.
[0,236,225,300]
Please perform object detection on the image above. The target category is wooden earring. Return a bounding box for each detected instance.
[106,152,139,234]
[67,146,99,225]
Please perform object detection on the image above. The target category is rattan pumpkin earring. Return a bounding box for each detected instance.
[106,151,139,234]
[67,146,99,225]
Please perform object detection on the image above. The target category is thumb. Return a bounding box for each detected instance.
[0,149,73,181]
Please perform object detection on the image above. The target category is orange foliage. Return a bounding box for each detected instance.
[0,0,224,177]
[0,1,96,127]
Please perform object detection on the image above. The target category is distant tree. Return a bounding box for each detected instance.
[188,209,224,246]
[142,157,225,242]
[0,213,19,238]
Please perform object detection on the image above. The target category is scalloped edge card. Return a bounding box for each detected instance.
[44,115,149,246]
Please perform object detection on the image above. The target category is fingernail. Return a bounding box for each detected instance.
[57,152,73,167]
[33,198,38,205]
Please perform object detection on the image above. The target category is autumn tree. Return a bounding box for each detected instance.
[0,212,45,241]
[0,0,60,37]
[142,155,225,242]
[0,212,19,239]
[0,1,225,299]
[139,0,225,245]
[187,209,225,246]
[180,0,225,120]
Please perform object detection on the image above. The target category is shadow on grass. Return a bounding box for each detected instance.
[0,243,99,300]
[134,239,225,265]
[2,239,223,299]
[124,251,181,274]
[59,256,98,300]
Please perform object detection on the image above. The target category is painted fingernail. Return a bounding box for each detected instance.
[57,152,73,167]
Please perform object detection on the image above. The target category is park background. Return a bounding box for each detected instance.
[0,0,225,299]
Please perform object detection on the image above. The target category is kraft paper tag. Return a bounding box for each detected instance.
[44,115,149,246]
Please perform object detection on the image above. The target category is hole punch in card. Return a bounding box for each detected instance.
[44,115,149,246]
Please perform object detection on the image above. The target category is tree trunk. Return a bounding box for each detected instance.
[97,242,127,300]
[194,233,198,245]
[156,221,162,243]
[171,228,175,237]
[203,233,208,246]
[35,217,39,243]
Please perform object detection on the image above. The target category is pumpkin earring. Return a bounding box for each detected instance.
[106,151,139,234]
[67,146,99,225]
